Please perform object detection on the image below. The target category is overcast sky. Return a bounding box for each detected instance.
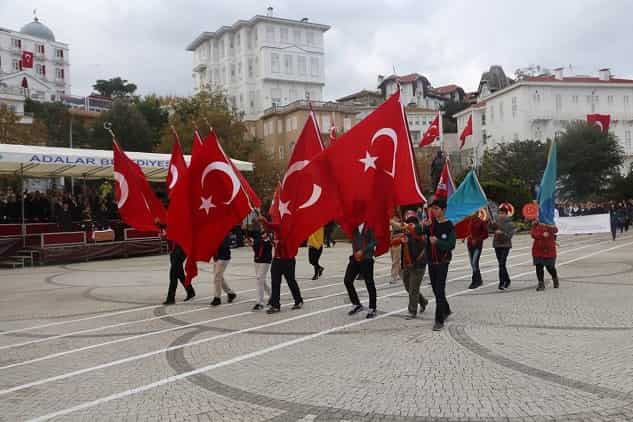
[2,0,633,99]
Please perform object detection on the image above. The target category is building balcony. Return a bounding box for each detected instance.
[262,99,359,116]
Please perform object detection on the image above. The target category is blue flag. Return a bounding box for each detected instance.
[537,140,557,225]
[445,170,488,223]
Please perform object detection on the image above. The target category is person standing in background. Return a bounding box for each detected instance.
[307,227,325,280]
[467,211,489,289]
[491,207,515,290]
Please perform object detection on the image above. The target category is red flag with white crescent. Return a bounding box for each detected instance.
[587,114,610,133]
[166,132,192,254]
[459,114,473,149]
[419,113,440,147]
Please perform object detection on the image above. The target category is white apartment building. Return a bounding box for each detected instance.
[455,68,633,168]
[187,9,329,120]
[0,15,71,103]
[378,73,445,110]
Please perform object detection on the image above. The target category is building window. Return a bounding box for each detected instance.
[292,116,297,130]
[511,97,517,118]
[625,96,630,105]
[248,58,254,78]
[284,55,293,74]
[36,44,45,55]
[293,29,302,43]
[481,112,486,126]
[297,56,307,75]
[266,26,275,41]
[489,105,494,123]
[310,57,319,76]
[271,53,280,73]
[237,62,242,78]
[271,88,281,106]
[532,90,541,104]
[11,38,21,49]
[555,94,562,112]
[306,31,315,45]
[249,91,256,110]
[280,27,288,42]
[572,95,579,104]
[278,145,285,160]
[36,64,46,77]
[12,59,21,71]
[55,68,64,80]
[235,33,241,49]
[277,119,283,134]
[230,64,236,81]
[289,87,297,100]
[499,101,504,121]
[607,95,614,105]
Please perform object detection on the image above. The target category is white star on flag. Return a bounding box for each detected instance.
[359,151,378,172]
[199,196,216,215]
[278,200,291,219]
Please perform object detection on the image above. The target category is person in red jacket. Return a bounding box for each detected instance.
[531,220,559,291]
[467,211,489,289]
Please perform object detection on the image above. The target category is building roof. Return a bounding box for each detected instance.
[378,73,429,88]
[20,17,55,42]
[522,75,633,84]
[186,15,330,51]
[433,84,462,94]
[336,89,382,103]
[261,99,359,118]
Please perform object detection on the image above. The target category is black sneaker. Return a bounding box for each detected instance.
[366,309,377,319]
[504,280,511,289]
[184,289,196,301]
[405,313,416,320]
[266,306,281,314]
[311,274,318,280]
[318,266,324,277]
[498,284,505,291]
[210,297,221,306]
[419,296,428,314]
[252,304,264,311]
[163,299,175,305]
[227,293,237,303]
[348,305,363,316]
[433,322,444,331]
[468,281,482,290]
[291,301,303,310]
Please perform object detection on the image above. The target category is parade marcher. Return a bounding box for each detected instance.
[424,199,456,331]
[609,204,618,241]
[467,210,489,289]
[531,220,559,291]
[158,220,196,305]
[389,213,403,284]
[210,234,237,306]
[248,226,272,310]
[259,216,304,314]
[307,227,325,280]
[324,221,337,248]
[393,210,429,320]
[491,207,515,290]
[344,222,378,319]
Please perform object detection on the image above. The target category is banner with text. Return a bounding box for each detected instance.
[556,213,611,235]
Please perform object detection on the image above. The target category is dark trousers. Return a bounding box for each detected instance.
[308,246,323,272]
[343,258,377,310]
[495,247,511,285]
[270,258,303,307]
[536,263,558,282]
[468,246,483,284]
[429,262,451,323]
[167,246,194,301]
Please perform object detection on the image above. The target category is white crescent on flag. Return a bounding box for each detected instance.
[282,160,310,188]
[201,161,240,205]
[297,184,322,210]
[113,171,129,208]
[370,128,397,178]
[168,165,179,190]
[594,121,604,132]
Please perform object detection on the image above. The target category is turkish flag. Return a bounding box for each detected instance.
[326,91,425,255]
[184,131,252,285]
[113,141,166,232]
[276,112,340,254]
[459,114,473,149]
[21,51,34,69]
[419,113,440,147]
[434,162,455,199]
[192,129,204,157]
[166,133,192,254]
[587,114,610,133]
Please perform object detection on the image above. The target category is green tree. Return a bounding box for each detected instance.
[92,99,153,151]
[92,77,138,98]
[441,100,470,133]
[558,121,625,200]
[0,104,48,145]
[134,95,168,149]
[608,165,633,200]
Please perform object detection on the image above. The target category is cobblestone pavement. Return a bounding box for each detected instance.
[0,232,632,421]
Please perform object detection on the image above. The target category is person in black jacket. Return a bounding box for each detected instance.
[163,243,196,305]
[248,227,272,310]
[210,234,237,306]
[344,222,378,319]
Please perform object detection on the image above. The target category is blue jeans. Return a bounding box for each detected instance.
[468,246,482,284]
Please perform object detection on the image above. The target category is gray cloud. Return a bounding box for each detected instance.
[2,0,632,99]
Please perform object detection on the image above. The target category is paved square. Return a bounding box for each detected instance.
[1,232,632,421]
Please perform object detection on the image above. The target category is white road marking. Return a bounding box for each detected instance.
[26,239,632,422]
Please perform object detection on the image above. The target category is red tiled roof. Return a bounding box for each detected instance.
[524,75,633,84]
[433,84,461,94]
[382,73,427,84]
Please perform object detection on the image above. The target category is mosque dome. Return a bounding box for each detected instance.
[20,17,55,42]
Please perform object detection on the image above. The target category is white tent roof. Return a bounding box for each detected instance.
[0,144,253,181]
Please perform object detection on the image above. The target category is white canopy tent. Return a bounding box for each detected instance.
[0,144,253,181]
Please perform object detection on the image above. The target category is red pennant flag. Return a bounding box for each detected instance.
[419,113,440,147]
[276,112,341,254]
[166,132,192,255]
[113,141,167,232]
[434,162,455,199]
[587,114,610,133]
[21,51,34,69]
[459,114,473,149]
[326,91,425,256]
[184,131,253,285]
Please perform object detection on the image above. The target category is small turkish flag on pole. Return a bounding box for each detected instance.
[419,113,440,147]
[434,162,455,199]
[166,130,192,256]
[21,51,34,69]
[459,114,473,150]
[587,114,610,133]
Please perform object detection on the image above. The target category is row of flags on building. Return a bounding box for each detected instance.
[112,89,561,285]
